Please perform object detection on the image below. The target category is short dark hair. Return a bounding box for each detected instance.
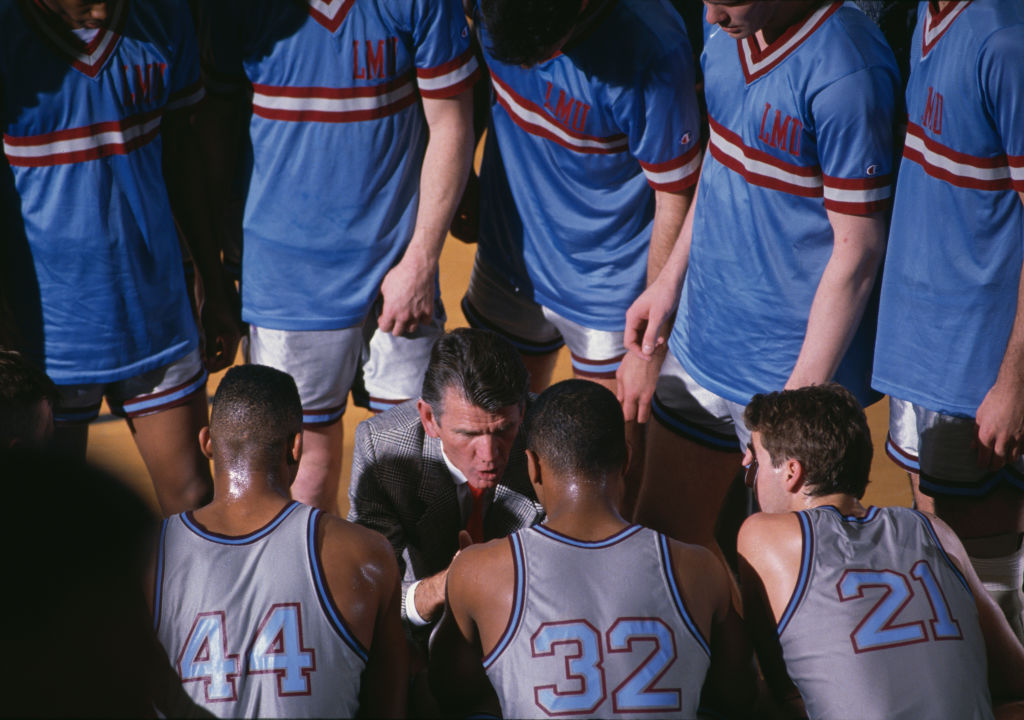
[480,0,584,66]
[421,328,528,417]
[210,365,302,468]
[744,383,872,498]
[525,379,627,480]
[0,350,57,447]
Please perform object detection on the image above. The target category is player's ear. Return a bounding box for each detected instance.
[198,426,213,460]
[525,449,544,500]
[784,457,804,493]
[418,398,441,438]
[289,431,303,466]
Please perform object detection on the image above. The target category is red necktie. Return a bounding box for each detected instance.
[466,484,486,543]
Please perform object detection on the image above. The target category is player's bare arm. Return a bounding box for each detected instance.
[162,106,241,372]
[669,538,756,717]
[974,191,1024,472]
[378,89,474,336]
[618,187,693,423]
[785,209,885,390]
[736,513,808,716]
[924,513,1024,715]
[429,539,512,717]
[319,515,408,718]
[623,177,702,362]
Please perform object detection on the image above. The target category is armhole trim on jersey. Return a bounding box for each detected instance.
[911,509,972,596]
[307,509,369,664]
[153,517,169,633]
[482,532,526,670]
[658,533,710,657]
[777,511,813,636]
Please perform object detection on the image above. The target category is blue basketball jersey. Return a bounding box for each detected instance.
[200,0,478,331]
[474,0,702,331]
[873,0,1024,416]
[669,1,900,406]
[1,0,202,384]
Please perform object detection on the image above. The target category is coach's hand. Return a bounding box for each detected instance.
[379,251,436,337]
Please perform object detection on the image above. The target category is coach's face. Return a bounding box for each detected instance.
[419,388,523,491]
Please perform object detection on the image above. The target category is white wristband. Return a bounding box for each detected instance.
[405,580,431,627]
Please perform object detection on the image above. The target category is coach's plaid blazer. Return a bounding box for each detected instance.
[347,400,544,628]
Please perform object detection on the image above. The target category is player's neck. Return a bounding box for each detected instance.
[542,485,629,540]
[756,0,824,47]
[194,470,294,535]
[801,492,866,517]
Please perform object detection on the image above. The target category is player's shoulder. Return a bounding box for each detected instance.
[318,511,399,578]
[815,3,897,75]
[738,512,802,562]
[448,535,516,597]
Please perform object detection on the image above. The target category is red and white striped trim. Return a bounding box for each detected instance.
[490,72,628,155]
[165,81,206,113]
[708,116,890,212]
[903,120,1019,191]
[738,1,840,84]
[638,144,701,192]
[921,1,969,58]
[306,0,355,33]
[708,116,821,196]
[251,74,418,123]
[4,109,162,167]
[821,173,891,214]
[416,48,480,99]
[24,0,126,77]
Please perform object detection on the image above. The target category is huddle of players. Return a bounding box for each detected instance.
[3,0,1024,716]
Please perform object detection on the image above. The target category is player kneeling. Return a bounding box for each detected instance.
[430,379,755,719]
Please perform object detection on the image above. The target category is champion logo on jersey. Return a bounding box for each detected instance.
[306,0,356,33]
[680,132,691,146]
[866,164,880,176]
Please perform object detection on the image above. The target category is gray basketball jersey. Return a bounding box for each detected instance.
[154,502,366,718]
[778,506,992,720]
[484,525,711,719]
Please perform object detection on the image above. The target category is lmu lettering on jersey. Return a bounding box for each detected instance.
[121,62,167,106]
[758,102,802,156]
[921,87,943,135]
[352,38,399,80]
[542,81,590,133]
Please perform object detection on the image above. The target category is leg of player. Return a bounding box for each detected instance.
[932,488,1024,642]
[907,471,936,513]
[588,374,645,518]
[130,391,213,516]
[521,351,558,394]
[634,418,742,566]
[289,420,344,514]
